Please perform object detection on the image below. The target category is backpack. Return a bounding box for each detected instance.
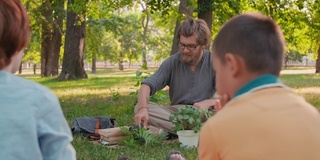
[71,116,115,140]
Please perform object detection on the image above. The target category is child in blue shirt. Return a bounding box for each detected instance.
[0,1,76,159]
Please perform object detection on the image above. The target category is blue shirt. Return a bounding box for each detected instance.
[0,71,76,160]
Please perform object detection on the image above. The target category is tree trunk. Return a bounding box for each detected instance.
[51,26,62,76]
[58,0,87,80]
[170,0,193,55]
[40,0,63,77]
[33,64,37,74]
[51,0,64,75]
[91,53,96,74]
[118,60,124,71]
[141,2,150,69]
[316,44,320,73]
[170,20,181,55]
[198,0,213,48]
[284,55,289,69]
[18,62,22,74]
[41,0,54,77]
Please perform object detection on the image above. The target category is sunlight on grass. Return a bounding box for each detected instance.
[280,74,320,88]
[54,87,137,97]
[280,68,315,74]
[294,87,320,95]
[280,73,320,110]
[88,68,157,78]
[293,87,320,110]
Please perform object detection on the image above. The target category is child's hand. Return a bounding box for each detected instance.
[215,94,230,111]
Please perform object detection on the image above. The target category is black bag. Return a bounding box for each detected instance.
[71,116,115,139]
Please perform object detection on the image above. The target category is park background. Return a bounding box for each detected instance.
[18,0,320,159]
[21,0,320,77]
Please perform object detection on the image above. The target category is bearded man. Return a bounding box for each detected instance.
[134,17,216,134]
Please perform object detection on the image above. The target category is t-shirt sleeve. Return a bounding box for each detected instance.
[36,89,76,160]
[142,57,172,96]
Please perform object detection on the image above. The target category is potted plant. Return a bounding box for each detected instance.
[169,105,212,148]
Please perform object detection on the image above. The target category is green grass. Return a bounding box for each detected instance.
[280,74,320,110]
[20,68,320,160]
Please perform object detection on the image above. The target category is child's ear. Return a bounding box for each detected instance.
[224,53,244,77]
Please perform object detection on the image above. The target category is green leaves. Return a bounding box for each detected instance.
[148,0,175,15]
[169,105,212,133]
[120,126,167,147]
[188,117,195,124]
[135,70,143,77]
[135,70,168,103]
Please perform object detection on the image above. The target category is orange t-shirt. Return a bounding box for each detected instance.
[198,87,320,160]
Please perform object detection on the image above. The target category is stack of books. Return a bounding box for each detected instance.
[98,127,126,144]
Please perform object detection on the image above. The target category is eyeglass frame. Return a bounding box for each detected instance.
[177,42,200,51]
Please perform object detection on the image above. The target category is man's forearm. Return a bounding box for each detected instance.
[193,98,217,110]
[137,84,151,110]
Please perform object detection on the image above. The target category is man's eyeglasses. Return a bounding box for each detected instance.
[178,42,199,51]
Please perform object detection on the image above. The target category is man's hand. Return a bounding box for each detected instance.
[134,108,149,129]
[193,99,217,110]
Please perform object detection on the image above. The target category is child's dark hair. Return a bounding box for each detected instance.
[212,12,285,76]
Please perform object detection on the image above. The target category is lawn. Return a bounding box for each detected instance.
[20,67,320,160]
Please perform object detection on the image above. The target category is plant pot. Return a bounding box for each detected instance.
[177,130,199,148]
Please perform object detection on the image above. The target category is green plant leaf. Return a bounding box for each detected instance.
[120,127,167,147]
[177,115,183,120]
[189,117,195,124]
[169,105,210,132]
[135,70,142,77]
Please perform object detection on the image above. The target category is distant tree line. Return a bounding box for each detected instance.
[21,0,320,80]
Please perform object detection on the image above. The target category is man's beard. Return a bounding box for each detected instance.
[180,50,202,66]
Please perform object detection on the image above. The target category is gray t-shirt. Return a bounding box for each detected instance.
[142,50,216,105]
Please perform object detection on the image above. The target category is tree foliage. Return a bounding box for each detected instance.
[22,0,320,74]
